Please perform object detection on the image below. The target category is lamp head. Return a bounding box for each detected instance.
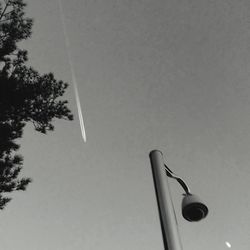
[182,194,208,222]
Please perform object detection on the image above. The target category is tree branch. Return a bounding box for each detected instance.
[0,0,11,21]
[0,17,11,22]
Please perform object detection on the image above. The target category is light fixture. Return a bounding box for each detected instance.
[150,150,209,250]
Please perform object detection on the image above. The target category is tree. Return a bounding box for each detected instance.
[0,0,73,209]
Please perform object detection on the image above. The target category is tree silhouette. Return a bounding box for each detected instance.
[0,0,73,209]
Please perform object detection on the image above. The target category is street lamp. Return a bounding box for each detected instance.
[149,150,208,250]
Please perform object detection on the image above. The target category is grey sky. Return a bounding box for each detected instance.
[1,0,250,249]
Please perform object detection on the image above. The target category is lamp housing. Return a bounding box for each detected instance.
[182,194,208,222]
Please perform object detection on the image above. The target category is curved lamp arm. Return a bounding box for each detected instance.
[164,164,191,195]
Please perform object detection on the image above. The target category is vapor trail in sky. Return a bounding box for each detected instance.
[57,0,87,142]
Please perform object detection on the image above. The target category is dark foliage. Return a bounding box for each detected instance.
[0,0,73,209]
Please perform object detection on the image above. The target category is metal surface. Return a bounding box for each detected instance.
[149,150,183,250]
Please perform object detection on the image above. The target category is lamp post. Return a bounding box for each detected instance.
[149,150,208,250]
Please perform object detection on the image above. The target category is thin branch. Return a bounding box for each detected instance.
[0,17,12,23]
[2,10,14,17]
[0,0,11,21]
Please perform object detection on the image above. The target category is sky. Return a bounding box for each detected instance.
[0,0,250,249]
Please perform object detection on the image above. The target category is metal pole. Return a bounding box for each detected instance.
[149,150,183,250]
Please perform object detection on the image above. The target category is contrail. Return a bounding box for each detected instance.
[57,0,87,142]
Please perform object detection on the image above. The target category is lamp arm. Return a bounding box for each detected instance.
[164,164,191,195]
